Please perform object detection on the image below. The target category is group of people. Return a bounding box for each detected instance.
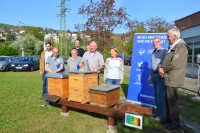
[149,27,188,130]
[39,27,188,131]
[39,39,124,106]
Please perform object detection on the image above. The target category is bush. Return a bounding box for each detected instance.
[0,45,18,55]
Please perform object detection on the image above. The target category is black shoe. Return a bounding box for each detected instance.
[165,124,180,130]
[161,119,171,124]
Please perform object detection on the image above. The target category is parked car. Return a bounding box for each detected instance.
[118,54,132,65]
[11,56,39,71]
[0,56,16,71]
[124,57,132,66]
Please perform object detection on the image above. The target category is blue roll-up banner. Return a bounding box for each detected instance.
[127,33,168,107]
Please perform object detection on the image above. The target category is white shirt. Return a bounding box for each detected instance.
[45,51,52,70]
[106,58,123,79]
[168,39,181,53]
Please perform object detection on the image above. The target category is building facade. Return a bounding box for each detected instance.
[175,11,200,78]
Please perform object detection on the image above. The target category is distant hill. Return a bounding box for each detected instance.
[0,23,58,33]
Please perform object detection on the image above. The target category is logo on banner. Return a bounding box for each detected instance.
[136,61,144,71]
[137,61,144,68]
[134,74,142,85]
[138,48,146,56]
[148,49,154,54]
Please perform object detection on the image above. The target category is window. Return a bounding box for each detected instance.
[194,48,200,55]
[188,48,192,56]
[188,56,192,63]
[194,41,200,45]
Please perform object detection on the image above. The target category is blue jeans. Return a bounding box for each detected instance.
[106,78,120,85]
[42,72,48,96]
[42,72,50,106]
[152,73,165,119]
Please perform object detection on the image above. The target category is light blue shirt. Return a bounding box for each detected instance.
[151,48,167,71]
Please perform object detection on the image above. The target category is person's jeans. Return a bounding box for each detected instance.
[42,72,50,106]
[42,72,48,96]
[106,78,120,85]
[152,72,165,119]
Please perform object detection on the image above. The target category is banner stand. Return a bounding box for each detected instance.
[127,33,168,107]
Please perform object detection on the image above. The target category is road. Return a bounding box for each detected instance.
[123,65,198,92]
[124,65,131,77]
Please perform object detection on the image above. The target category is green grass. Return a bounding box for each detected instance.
[0,72,200,133]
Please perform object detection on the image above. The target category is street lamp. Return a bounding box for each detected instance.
[123,37,128,61]
[21,47,24,57]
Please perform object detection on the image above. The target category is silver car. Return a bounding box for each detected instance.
[0,56,16,71]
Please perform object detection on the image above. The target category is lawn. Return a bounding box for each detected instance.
[0,71,200,133]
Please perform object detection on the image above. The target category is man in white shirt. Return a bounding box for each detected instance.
[39,42,52,106]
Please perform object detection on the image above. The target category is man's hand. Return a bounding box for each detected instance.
[40,71,43,75]
[159,68,164,77]
[120,80,123,85]
[89,67,95,71]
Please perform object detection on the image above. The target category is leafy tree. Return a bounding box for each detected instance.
[11,34,36,55]
[76,0,130,53]
[126,26,147,55]
[6,33,16,44]
[145,17,173,32]
[0,45,18,55]
[35,41,44,55]
[22,26,44,41]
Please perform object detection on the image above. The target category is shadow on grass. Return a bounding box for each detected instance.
[121,83,129,98]
[50,100,107,122]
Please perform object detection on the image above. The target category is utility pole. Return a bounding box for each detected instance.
[58,0,70,56]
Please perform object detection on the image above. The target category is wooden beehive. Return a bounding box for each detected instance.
[47,73,69,99]
[68,71,98,104]
[89,84,120,107]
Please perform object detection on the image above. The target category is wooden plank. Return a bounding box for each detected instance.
[59,99,153,119]
[108,117,115,126]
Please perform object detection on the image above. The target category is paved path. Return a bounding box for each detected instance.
[124,65,199,92]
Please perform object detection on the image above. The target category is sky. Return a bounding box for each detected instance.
[1,0,200,33]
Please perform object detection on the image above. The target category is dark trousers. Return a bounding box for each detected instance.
[165,86,180,125]
[42,72,48,96]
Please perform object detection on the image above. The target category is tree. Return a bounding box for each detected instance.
[6,33,16,44]
[76,0,130,53]
[0,45,18,55]
[22,26,44,41]
[11,34,36,55]
[145,17,173,32]
[35,41,44,55]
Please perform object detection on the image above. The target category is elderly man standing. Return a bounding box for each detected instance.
[149,37,167,122]
[67,49,81,72]
[46,48,64,74]
[81,41,104,83]
[41,48,64,107]
[159,27,188,130]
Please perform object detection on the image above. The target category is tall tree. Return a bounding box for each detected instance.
[145,17,173,32]
[11,34,36,55]
[76,0,130,53]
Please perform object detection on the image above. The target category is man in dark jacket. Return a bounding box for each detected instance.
[70,39,85,57]
[159,27,189,130]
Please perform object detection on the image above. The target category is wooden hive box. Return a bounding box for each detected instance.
[47,73,69,99]
[68,71,98,104]
[89,84,120,107]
